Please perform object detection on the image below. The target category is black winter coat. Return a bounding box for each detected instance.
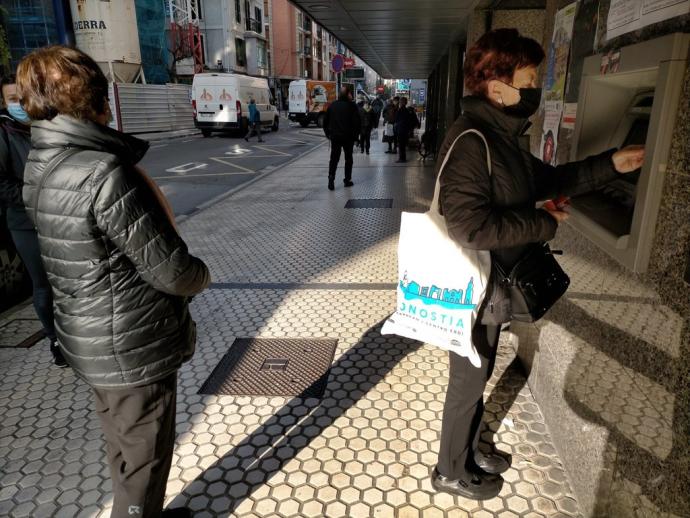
[438,96,619,322]
[23,116,211,388]
[323,98,360,141]
[360,107,377,133]
[0,114,33,230]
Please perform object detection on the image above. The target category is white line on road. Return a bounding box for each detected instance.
[209,157,256,173]
[150,144,168,149]
[165,162,208,174]
[253,145,291,156]
[155,171,256,179]
[278,136,310,144]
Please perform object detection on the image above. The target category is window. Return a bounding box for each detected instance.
[257,40,268,69]
[235,38,247,67]
[193,0,203,20]
[244,1,251,30]
[235,0,241,23]
[255,6,262,33]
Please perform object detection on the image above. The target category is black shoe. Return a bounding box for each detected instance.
[366,151,370,155]
[474,451,510,475]
[162,508,192,518]
[244,136,249,142]
[50,341,68,368]
[385,150,392,154]
[430,467,502,501]
[344,180,354,187]
[328,180,335,191]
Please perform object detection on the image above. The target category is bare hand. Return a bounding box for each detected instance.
[543,208,569,224]
[612,145,645,173]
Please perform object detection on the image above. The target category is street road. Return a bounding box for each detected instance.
[139,120,327,216]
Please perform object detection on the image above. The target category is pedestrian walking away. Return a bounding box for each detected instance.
[245,97,263,142]
[323,86,360,191]
[17,45,211,518]
[359,101,377,154]
[0,73,65,367]
[395,97,419,163]
[429,28,645,501]
[382,96,399,154]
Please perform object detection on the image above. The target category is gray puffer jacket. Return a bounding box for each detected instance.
[23,115,210,388]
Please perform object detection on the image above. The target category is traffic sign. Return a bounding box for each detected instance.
[344,56,355,68]
[331,54,344,73]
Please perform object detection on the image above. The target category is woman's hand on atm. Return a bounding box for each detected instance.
[612,145,645,173]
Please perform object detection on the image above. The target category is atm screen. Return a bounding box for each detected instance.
[570,116,649,237]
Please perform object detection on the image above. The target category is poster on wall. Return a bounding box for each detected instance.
[541,101,563,165]
[561,103,578,131]
[564,0,600,103]
[606,0,690,40]
[544,2,578,101]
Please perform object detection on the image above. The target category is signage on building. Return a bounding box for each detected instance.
[331,54,344,73]
[344,56,355,68]
[344,67,364,80]
[419,88,426,102]
[396,79,411,91]
[376,85,385,94]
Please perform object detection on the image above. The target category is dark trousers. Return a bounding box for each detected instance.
[397,130,408,161]
[94,373,178,518]
[437,323,500,480]
[10,228,55,342]
[247,121,263,141]
[328,137,354,182]
[360,130,371,153]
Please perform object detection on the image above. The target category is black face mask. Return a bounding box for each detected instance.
[503,85,542,118]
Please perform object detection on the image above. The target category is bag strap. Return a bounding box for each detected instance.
[430,128,491,213]
[34,147,80,235]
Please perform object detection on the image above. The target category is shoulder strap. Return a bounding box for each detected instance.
[33,147,80,234]
[430,128,491,213]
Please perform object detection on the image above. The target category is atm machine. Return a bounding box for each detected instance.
[569,33,689,272]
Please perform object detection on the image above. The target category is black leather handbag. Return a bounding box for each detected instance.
[494,243,570,323]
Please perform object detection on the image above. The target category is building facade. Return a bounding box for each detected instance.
[198,0,267,77]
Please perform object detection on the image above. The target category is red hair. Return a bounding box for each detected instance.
[464,29,545,96]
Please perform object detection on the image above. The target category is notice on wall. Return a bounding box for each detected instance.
[541,101,563,165]
[544,3,578,101]
[606,0,690,40]
[561,103,578,131]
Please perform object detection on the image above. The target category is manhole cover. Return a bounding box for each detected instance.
[345,198,393,208]
[0,319,45,348]
[199,338,338,398]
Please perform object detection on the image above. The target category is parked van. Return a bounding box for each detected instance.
[288,80,337,127]
[192,73,279,137]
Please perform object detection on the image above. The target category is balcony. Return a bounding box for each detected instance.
[245,18,262,34]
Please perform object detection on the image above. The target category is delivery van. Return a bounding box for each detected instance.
[288,80,336,127]
[192,73,279,137]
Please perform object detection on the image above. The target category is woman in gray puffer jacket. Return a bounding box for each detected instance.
[18,46,209,518]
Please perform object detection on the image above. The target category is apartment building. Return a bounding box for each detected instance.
[199,0,268,77]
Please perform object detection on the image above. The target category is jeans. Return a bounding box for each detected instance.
[10,228,56,342]
[360,129,371,153]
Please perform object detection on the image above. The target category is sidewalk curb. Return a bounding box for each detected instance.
[176,138,329,224]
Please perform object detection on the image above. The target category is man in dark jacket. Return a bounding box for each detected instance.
[358,101,377,154]
[394,96,419,163]
[18,46,209,518]
[323,86,360,190]
[382,97,399,154]
[0,74,65,366]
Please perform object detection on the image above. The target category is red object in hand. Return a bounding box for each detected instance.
[544,195,570,212]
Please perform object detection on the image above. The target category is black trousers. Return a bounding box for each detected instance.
[93,373,178,518]
[10,228,56,342]
[397,130,408,161]
[437,323,500,480]
[328,137,354,182]
[360,129,371,153]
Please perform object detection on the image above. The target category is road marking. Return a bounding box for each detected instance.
[165,162,208,174]
[156,171,256,179]
[209,157,256,173]
[253,145,291,156]
[225,148,253,156]
[150,144,168,149]
[278,136,310,144]
[181,138,200,143]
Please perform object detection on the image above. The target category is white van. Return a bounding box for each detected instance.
[192,73,279,137]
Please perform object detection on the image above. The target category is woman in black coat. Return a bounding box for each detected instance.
[430,29,644,500]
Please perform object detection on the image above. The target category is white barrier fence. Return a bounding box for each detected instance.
[108,83,194,134]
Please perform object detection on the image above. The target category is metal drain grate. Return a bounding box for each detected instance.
[345,198,393,209]
[199,338,338,398]
[0,319,45,348]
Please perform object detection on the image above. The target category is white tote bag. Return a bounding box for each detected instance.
[385,122,395,137]
[382,129,492,367]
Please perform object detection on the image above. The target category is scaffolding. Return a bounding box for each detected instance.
[168,0,203,76]
[135,0,169,84]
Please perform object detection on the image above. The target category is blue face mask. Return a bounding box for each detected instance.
[7,102,31,123]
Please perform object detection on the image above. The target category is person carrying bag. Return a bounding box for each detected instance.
[384,28,644,501]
